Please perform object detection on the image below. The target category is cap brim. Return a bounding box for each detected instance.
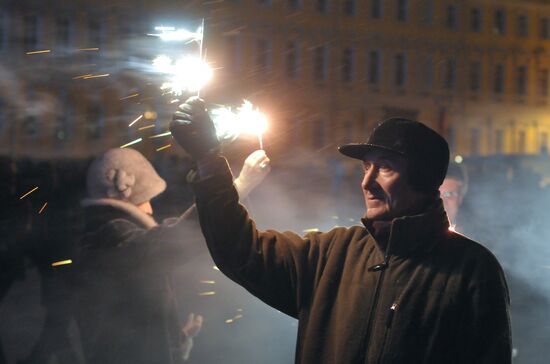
[338,143,405,160]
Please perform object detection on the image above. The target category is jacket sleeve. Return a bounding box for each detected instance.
[461,251,512,364]
[191,156,328,318]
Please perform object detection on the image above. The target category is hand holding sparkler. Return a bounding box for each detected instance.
[234,150,271,198]
[170,97,220,160]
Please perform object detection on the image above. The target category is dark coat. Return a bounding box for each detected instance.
[192,157,512,364]
[71,199,200,364]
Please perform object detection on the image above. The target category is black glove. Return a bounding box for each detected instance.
[169,97,220,160]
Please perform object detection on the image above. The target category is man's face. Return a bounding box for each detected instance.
[361,151,426,221]
[439,177,464,224]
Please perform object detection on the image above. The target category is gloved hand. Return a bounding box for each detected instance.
[234,150,271,199]
[170,97,220,160]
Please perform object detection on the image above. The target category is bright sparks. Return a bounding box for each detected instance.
[198,291,216,296]
[26,49,51,55]
[120,138,143,149]
[128,115,143,127]
[225,314,243,324]
[148,131,172,139]
[149,26,203,42]
[38,202,48,214]
[51,259,73,267]
[138,124,156,131]
[120,93,139,100]
[152,55,213,95]
[210,100,268,146]
[156,144,172,152]
[200,280,216,284]
[20,187,38,200]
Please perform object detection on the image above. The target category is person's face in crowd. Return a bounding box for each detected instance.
[439,177,464,224]
[362,151,427,221]
[137,201,153,215]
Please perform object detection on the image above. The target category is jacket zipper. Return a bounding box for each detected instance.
[374,302,398,364]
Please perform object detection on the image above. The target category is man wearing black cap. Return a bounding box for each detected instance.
[169,97,512,364]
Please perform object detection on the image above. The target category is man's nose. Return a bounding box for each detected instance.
[362,167,377,189]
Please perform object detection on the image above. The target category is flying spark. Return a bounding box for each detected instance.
[148,26,202,42]
[148,131,172,139]
[72,74,92,80]
[213,266,220,271]
[38,202,48,214]
[128,115,143,127]
[200,280,216,284]
[225,314,243,324]
[26,49,51,55]
[120,138,143,149]
[303,228,320,233]
[198,291,216,296]
[138,124,156,131]
[51,259,73,267]
[156,144,172,152]
[120,93,139,100]
[83,74,110,80]
[19,187,38,200]
[78,48,99,51]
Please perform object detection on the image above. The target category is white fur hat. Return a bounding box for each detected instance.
[86,148,166,205]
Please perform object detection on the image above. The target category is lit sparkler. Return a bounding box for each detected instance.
[210,100,268,149]
[148,26,203,43]
[120,138,143,149]
[152,55,212,95]
[19,186,38,200]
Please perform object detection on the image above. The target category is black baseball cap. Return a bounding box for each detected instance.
[338,118,450,192]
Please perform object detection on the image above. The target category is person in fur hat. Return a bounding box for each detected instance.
[71,147,270,364]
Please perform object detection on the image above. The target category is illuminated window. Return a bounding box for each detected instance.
[469,61,481,91]
[539,68,548,97]
[540,18,549,39]
[494,63,505,94]
[313,45,328,82]
[285,41,299,79]
[494,9,506,35]
[470,8,482,32]
[371,0,383,19]
[396,0,409,22]
[23,14,39,50]
[395,53,407,87]
[446,5,458,30]
[342,47,354,83]
[368,50,381,85]
[344,0,356,16]
[516,66,527,95]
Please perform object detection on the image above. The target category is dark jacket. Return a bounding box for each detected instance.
[193,157,512,364]
[71,198,200,364]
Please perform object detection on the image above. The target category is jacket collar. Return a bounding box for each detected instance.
[362,198,450,258]
[81,198,158,229]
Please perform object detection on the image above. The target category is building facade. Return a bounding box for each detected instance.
[2,0,550,161]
